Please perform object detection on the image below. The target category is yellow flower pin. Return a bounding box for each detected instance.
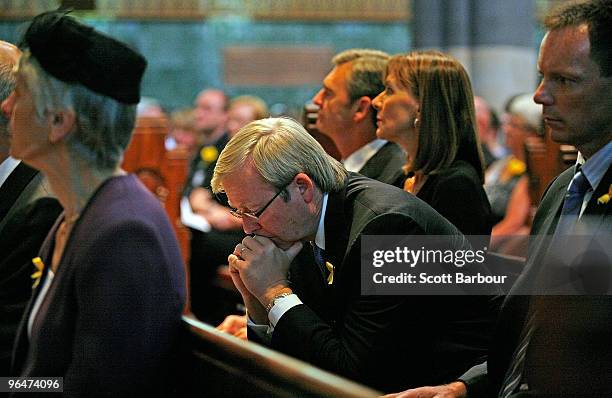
[597,184,612,205]
[507,158,526,176]
[31,257,45,288]
[200,145,219,164]
[325,261,334,285]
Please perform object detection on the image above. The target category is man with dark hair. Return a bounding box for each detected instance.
[0,40,61,375]
[312,48,405,187]
[387,1,612,397]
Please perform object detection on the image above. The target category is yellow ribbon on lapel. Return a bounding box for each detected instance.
[31,257,45,288]
[325,261,334,285]
[596,184,611,205]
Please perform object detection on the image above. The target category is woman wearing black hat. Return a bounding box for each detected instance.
[2,10,185,397]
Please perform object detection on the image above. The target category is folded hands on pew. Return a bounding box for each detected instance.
[381,382,466,398]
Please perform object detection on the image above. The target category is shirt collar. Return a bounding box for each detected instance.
[314,193,328,250]
[0,156,21,188]
[578,140,612,192]
[342,139,387,173]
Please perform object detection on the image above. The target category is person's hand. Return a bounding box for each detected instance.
[227,257,268,324]
[381,382,467,398]
[217,315,248,340]
[230,235,302,307]
[189,187,214,214]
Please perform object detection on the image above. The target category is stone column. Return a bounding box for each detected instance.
[412,0,537,112]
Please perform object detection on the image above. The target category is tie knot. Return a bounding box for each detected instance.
[568,171,590,195]
[312,244,325,267]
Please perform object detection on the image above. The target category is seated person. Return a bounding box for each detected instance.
[486,93,542,255]
[211,117,500,392]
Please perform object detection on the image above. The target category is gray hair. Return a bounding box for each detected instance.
[0,57,16,129]
[17,51,136,169]
[332,48,389,102]
[211,117,348,196]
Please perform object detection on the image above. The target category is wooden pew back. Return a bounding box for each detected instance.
[122,116,191,262]
[178,315,381,397]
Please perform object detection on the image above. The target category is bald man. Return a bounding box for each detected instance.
[0,41,61,374]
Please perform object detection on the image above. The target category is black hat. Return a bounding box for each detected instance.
[20,10,147,105]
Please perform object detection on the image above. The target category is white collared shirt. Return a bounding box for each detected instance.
[0,156,20,189]
[342,139,388,173]
[574,141,612,216]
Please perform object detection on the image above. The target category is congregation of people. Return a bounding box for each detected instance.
[0,0,611,396]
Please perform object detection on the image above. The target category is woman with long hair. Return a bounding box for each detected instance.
[373,50,492,236]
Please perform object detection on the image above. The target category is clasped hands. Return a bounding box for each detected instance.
[228,235,302,321]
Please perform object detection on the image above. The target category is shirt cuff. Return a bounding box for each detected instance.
[268,294,302,327]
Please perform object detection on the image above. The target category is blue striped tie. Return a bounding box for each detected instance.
[499,312,538,398]
[499,169,591,397]
[554,169,591,235]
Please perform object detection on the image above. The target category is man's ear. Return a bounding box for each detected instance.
[48,109,76,144]
[294,172,315,203]
[352,96,372,123]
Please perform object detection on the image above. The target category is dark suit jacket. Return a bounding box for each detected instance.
[11,175,186,397]
[358,141,406,188]
[0,162,61,376]
[261,174,500,392]
[417,160,492,236]
[465,164,612,398]
[183,133,230,196]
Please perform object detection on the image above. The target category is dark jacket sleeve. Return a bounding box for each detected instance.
[0,197,61,375]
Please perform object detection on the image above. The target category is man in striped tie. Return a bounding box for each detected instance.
[386,0,612,397]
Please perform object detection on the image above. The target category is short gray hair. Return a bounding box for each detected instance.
[0,54,17,129]
[211,117,348,195]
[17,51,136,170]
[332,48,389,102]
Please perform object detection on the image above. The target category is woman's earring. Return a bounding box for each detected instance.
[414,118,420,129]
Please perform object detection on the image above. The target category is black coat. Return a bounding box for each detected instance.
[257,174,500,392]
[465,164,612,398]
[417,160,492,236]
[0,163,61,376]
[358,141,406,188]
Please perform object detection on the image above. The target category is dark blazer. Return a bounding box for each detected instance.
[183,133,230,196]
[417,160,492,236]
[358,141,406,188]
[465,164,612,398]
[264,174,500,393]
[0,162,61,376]
[11,175,186,397]
[185,133,245,322]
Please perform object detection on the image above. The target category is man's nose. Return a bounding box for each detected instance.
[533,81,552,106]
[312,89,324,106]
[241,216,260,235]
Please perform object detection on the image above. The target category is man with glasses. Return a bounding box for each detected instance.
[211,117,499,393]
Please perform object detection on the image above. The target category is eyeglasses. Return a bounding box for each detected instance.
[228,182,290,222]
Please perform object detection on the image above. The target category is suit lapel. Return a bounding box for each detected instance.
[10,216,61,375]
[580,165,612,229]
[0,163,37,222]
[323,180,351,280]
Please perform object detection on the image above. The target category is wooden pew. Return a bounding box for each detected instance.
[525,132,576,206]
[122,116,191,261]
[178,315,381,397]
[122,116,192,313]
